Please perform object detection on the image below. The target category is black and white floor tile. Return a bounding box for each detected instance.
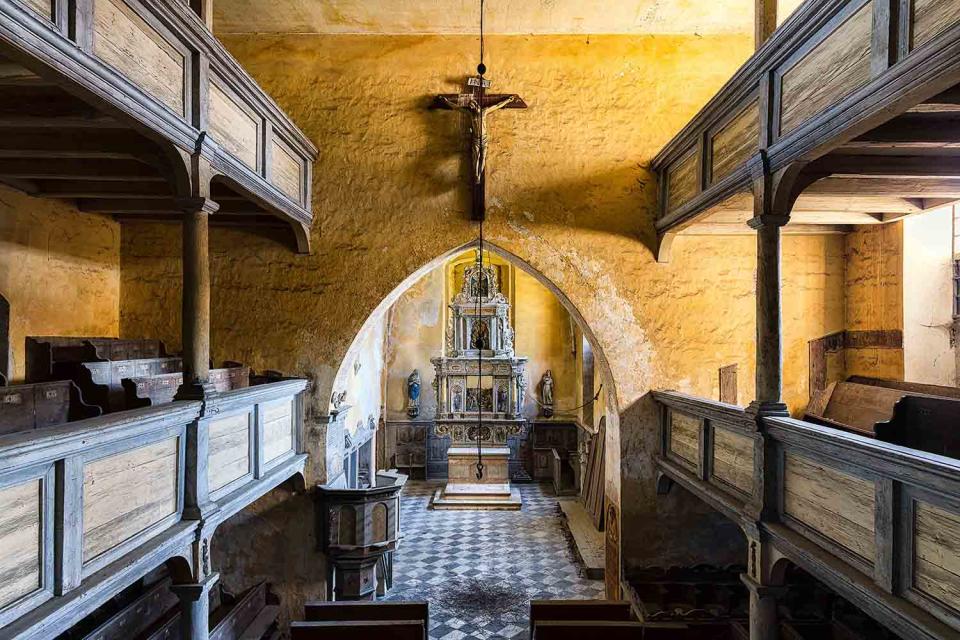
[383,482,604,640]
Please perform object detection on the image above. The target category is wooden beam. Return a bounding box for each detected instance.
[850,114,960,146]
[35,180,171,199]
[755,0,777,50]
[78,198,180,214]
[805,176,960,198]
[909,86,960,113]
[0,158,163,181]
[808,155,960,177]
[0,115,125,129]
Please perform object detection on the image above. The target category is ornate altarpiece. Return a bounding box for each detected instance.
[429,254,528,509]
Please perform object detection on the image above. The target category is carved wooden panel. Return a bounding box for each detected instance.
[82,437,179,562]
[783,454,875,562]
[209,82,259,170]
[711,426,754,495]
[779,3,872,135]
[710,102,759,184]
[20,0,52,20]
[208,412,250,492]
[669,411,701,467]
[912,0,960,50]
[913,500,960,612]
[371,502,388,543]
[271,139,303,203]
[93,0,185,116]
[666,149,699,213]
[262,398,294,463]
[0,479,42,610]
[336,506,356,545]
[719,364,738,405]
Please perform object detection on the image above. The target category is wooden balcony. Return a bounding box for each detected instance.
[653,390,960,640]
[651,0,960,257]
[0,378,308,639]
[0,0,317,252]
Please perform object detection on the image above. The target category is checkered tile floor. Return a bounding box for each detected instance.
[383,481,604,639]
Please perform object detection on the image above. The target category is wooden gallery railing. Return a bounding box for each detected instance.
[0,0,317,248]
[0,379,307,639]
[654,390,960,640]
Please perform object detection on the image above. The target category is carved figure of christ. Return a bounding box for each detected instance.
[432,85,527,220]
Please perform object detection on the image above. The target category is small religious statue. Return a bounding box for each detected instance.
[496,383,508,414]
[471,318,490,350]
[452,384,464,413]
[330,390,347,410]
[540,370,555,417]
[439,94,518,184]
[406,370,421,418]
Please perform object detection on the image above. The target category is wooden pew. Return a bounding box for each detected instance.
[26,336,168,383]
[532,620,645,639]
[290,621,425,640]
[304,601,428,629]
[530,599,633,638]
[70,357,183,413]
[805,380,960,457]
[143,582,279,640]
[76,577,179,640]
[123,366,250,409]
[0,380,101,436]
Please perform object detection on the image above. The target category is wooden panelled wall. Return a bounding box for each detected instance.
[10,0,311,208]
[658,0,960,219]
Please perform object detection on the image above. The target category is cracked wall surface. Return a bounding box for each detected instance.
[117,33,850,619]
[1,185,120,381]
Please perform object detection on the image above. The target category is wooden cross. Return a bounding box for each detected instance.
[432,77,527,221]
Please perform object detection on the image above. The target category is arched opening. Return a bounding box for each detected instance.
[322,240,621,628]
[0,292,9,385]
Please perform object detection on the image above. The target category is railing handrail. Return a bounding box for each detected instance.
[764,415,960,487]
[652,390,751,428]
[0,401,201,471]
[206,378,308,409]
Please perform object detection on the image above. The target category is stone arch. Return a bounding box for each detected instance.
[328,240,622,467]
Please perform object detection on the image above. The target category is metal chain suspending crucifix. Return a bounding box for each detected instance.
[430,0,527,222]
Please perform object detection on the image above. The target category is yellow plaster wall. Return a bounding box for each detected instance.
[118,32,849,609]
[844,223,904,380]
[0,186,120,381]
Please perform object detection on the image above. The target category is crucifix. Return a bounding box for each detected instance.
[432,75,527,221]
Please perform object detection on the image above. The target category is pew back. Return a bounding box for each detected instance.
[26,337,167,383]
[291,620,424,640]
[0,380,100,436]
[529,599,633,638]
[78,357,183,413]
[124,366,250,409]
[304,601,428,625]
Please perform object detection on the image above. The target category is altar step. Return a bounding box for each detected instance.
[430,484,522,510]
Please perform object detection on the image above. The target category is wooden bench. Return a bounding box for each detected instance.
[123,366,250,409]
[77,577,178,640]
[70,357,183,413]
[530,600,633,639]
[144,582,279,640]
[805,380,960,457]
[532,620,646,639]
[0,380,100,436]
[290,621,425,640]
[26,336,168,383]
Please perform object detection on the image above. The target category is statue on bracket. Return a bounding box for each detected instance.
[540,370,554,417]
[406,370,421,418]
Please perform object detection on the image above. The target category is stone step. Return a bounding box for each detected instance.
[430,487,522,511]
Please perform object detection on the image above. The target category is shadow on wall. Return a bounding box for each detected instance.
[619,393,747,573]
[211,482,322,632]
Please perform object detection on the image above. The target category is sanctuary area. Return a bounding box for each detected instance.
[1,0,960,639]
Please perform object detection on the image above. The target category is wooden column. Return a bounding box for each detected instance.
[177,197,219,400]
[742,574,785,640]
[171,573,219,640]
[751,216,787,411]
[755,0,777,50]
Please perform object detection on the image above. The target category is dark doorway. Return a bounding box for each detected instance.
[0,293,8,385]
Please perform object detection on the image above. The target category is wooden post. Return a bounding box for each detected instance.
[755,0,777,50]
[171,573,219,640]
[177,197,219,401]
[742,574,785,640]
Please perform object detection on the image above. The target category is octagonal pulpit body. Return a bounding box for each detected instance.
[317,470,407,600]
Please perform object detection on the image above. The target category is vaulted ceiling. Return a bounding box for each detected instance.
[213,0,796,36]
